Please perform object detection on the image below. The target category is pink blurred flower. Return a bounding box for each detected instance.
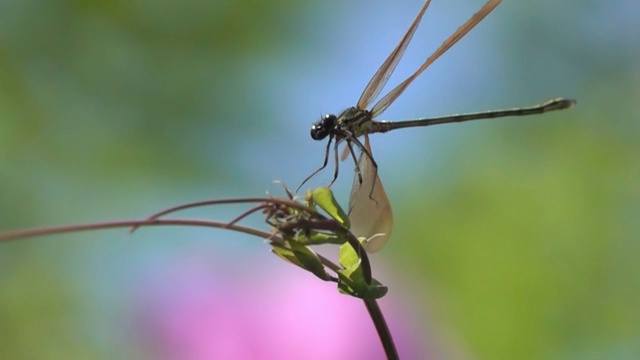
[136,254,434,359]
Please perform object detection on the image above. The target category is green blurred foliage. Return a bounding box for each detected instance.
[397,117,639,358]
[391,4,640,357]
[0,248,104,360]
[1,0,306,358]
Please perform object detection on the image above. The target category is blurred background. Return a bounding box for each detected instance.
[1,0,638,358]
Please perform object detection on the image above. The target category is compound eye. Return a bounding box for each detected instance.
[310,123,328,140]
[323,114,336,123]
[310,114,336,140]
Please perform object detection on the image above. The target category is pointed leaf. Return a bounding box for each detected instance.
[297,231,346,246]
[337,243,388,299]
[272,245,303,267]
[273,240,331,281]
[311,187,350,227]
[288,240,331,280]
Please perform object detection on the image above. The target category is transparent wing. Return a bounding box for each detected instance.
[356,0,432,110]
[340,144,350,161]
[348,135,393,252]
[371,0,502,117]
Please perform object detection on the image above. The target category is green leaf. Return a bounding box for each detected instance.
[337,243,388,299]
[310,187,350,228]
[289,240,330,280]
[339,239,361,268]
[297,231,346,246]
[337,268,388,299]
[271,242,331,281]
[272,244,303,267]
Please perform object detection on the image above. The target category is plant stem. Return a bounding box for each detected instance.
[364,298,398,360]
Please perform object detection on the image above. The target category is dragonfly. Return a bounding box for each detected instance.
[302,0,576,252]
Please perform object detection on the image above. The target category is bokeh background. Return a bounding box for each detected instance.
[1,0,638,359]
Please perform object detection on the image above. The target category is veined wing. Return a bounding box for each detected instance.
[371,0,502,117]
[356,0,432,110]
[348,135,393,252]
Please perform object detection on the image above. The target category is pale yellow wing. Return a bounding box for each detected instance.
[356,0,432,110]
[348,135,393,252]
[371,0,502,117]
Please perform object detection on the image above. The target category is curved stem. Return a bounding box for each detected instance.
[225,204,270,228]
[0,218,272,243]
[364,298,398,360]
[0,217,344,279]
[144,198,316,222]
[129,197,318,233]
[141,198,270,220]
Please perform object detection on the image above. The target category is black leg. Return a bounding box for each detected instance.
[297,136,333,192]
[348,135,379,201]
[346,140,363,184]
[328,139,341,188]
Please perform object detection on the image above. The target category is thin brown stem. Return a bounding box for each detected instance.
[130,197,317,233]
[0,218,271,243]
[224,204,270,228]
[364,298,398,360]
